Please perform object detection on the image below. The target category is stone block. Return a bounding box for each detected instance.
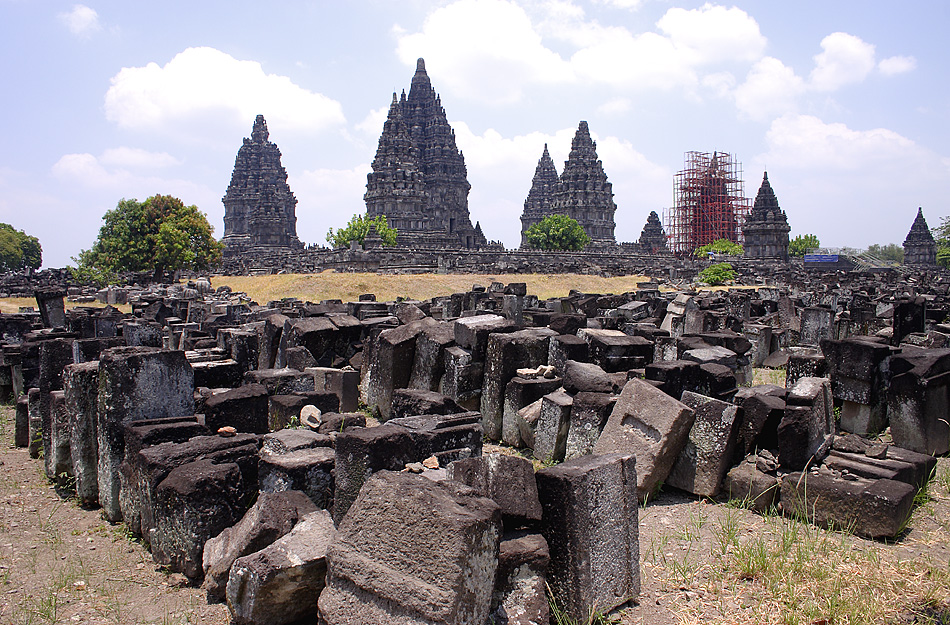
[547,334,589,376]
[644,360,701,400]
[481,328,556,441]
[261,428,333,455]
[666,391,740,498]
[593,377,695,501]
[780,471,915,539]
[391,388,461,420]
[97,346,194,522]
[454,313,517,360]
[259,445,335,509]
[887,348,950,455]
[14,394,28,448]
[440,345,483,410]
[446,454,542,527]
[734,392,785,458]
[579,328,653,372]
[308,366,360,412]
[363,318,438,420]
[39,338,74,479]
[228,510,335,625]
[779,377,835,470]
[64,362,100,505]
[502,376,562,448]
[562,359,622,394]
[28,387,41,458]
[203,490,318,602]
[564,392,615,460]
[259,314,289,370]
[277,317,339,368]
[533,389,573,465]
[536,453,639,622]
[408,321,456,392]
[245,368,315,395]
[721,460,779,512]
[204,384,270,434]
[192,359,244,389]
[49,391,73,489]
[267,392,340,431]
[489,532,550,625]
[318,471,501,625]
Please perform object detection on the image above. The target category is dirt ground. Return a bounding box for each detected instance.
[0,404,948,625]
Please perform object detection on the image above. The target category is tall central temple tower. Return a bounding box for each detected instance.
[365,59,486,249]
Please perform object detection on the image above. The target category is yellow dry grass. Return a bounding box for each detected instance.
[0,298,132,315]
[212,271,656,304]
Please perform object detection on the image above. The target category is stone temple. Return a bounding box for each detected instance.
[549,121,618,245]
[638,211,669,254]
[222,115,302,252]
[742,172,790,260]
[365,58,486,249]
[519,144,559,248]
[903,207,937,266]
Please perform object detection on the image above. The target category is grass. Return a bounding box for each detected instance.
[0,297,132,315]
[211,271,656,304]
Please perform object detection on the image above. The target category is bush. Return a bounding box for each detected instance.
[694,239,743,257]
[525,214,590,251]
[327,214,397,248]
[698,262,736,286]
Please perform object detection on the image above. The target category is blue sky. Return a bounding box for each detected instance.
[2,0,948,267]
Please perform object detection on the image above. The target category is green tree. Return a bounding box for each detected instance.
[788,234,820,257]
[326,214,397,248]
[0,223,42,272]
[73,195,222,284]
[934,217,950,268]
[524,214,590,251]
[698,262,736,286]
[866,243,904,263]
[694,238,743,257]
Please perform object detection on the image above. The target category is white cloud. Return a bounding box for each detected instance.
[99,147,180,169]
[104,47,345,134]
[291,165,370,245]
[356,106,389,137]
[735,57,805,121]
[879,55,917,76]
[59,4,101,37]
[809,32,876,91]
[656,3,766,65]
[571,29,696,90]
[396,0,571,104]
[597,97,633,115]
[592,0,644,9]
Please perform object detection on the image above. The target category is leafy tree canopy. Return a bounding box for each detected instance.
[788,234,820,257]
[866,243,904,264]
[698,262,736,286]
[525,214,590,251]
[694,239,743,257]
[72,195,222,284]
[327,214,397,248]
[934,217,950,268]
[0,223,41,273]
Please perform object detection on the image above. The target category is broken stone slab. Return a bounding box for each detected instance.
[14,394,28,448]
[481,328,557,442]
[203,490,319,602]
[666,391,740,498]
[446,454,542,528]
[489,531,550,625]
[28,387,41,458]
[593,377,695,501]
[733,391,785,460]
[536,453,639,622]
[276,317,339,368]
[562,359,623,394]
[245,368,315,396]
[97,347,195,522]
[227,509,335,625]
[318,471,501,625]
[204,383,270,434]
[408,321,456,392]
[390,388,461,421]
[440,345,483,410]
[887,348,950,455]
[780,471,915,539]
[516,399,543,450]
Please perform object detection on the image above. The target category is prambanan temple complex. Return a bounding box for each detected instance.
[217,58,939,276]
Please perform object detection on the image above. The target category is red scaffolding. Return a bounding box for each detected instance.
[663,151,750,255]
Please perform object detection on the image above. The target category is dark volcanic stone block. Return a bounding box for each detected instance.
[205,384,270,434]
[259,445,335,509]
[446,454,542,527]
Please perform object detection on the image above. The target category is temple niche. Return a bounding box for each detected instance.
[364,58,486,249]
[548,121,618,244]
[742,172,790,260]
[903,207,937,266]
[638,211,669,254]
[519,144,559,248]
[222,115,302,251]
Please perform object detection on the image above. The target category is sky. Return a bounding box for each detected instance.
[2,0,949,268]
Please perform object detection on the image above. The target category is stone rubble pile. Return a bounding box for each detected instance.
[5,272,949,624]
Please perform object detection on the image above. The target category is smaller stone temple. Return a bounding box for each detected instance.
[742,171,790,260]
[519,144,559,248]
[903,207,937,266]
[638,211,669,254]
[548,121,618,244]
[222,115,302,252]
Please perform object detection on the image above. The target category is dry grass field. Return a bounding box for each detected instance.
[211,271,657,304]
